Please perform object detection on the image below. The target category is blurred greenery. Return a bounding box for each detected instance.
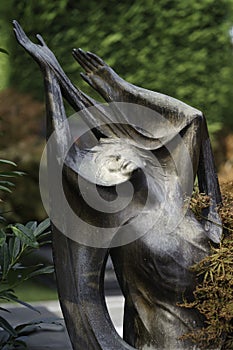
[0,276,57,302]
[0,0,233,132]
[0,159,56,348]
[13,280,57,302]
[0,4,232,348]
[0,1,233,224]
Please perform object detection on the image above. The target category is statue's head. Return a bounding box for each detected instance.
[77,138,146,186]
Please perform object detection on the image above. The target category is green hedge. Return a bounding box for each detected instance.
[1,0,233,130]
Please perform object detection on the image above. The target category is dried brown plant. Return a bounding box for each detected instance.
[180,182,233,349]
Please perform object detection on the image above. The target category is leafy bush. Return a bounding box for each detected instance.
[0,159,24,223]
[0,159,55,349]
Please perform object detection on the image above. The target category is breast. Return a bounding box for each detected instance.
[111,211,210,303]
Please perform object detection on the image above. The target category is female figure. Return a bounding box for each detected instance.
[14,21,222,350]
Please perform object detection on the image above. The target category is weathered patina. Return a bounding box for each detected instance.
[14,21,222,350]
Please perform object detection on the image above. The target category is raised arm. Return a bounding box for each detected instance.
[13,21,122,139]
[13,21,135,350]
[74,48,222,242]
[12,21,94,111]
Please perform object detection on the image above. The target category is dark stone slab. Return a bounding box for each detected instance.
[1,305,72,349]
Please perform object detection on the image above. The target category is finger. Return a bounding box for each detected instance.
[86,51,105,67]
[13,20,27,42]
[73,48,95,73]
[36,34,48,47]
[12,20,29,44]
[80,72,93,86]
[73,48,93,72]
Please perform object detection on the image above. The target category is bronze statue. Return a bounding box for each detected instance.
[13,21,222,349]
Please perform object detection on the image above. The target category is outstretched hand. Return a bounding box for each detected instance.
[73,48,105,73]
[72,48,108,89]
[13,20,61,74]
[13,20,47,50]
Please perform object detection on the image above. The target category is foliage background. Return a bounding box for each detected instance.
[0,0,233,223]
[0,2,232,346]
[1,0,233,131]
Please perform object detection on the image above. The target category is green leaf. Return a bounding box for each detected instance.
[34,218,51,237]
[26,265,54,279]
[10,298,40,313]
[11,225,39,248]
[1,291,40,313]
[0,243,10,279]
[7,265,42,287]
[0,307,11,313]
[7,264,54,288]
[0,229,6,247]
[0,171,25,178]
[0,160,16,166]
[13,224,34,239]
[25,221,37,231]
[0,289,16,299]
[38,239,52,246]
[15,317,63,335]
[0,185,12,193]
[0,316,17,337]
[0,181,15,187]
[15,324,38,335]
[0,48,9,55]
[9,237,21,261]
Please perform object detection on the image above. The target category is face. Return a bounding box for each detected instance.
[81,140,146,186]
